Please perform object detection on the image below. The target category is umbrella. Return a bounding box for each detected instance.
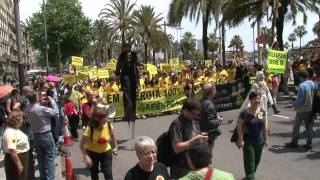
[0,85,14,99]
[44,75,60,82]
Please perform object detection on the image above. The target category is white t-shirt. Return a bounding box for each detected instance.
[3,127,30,154]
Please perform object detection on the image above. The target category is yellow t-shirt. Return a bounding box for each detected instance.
[139,78,145,89]
[83,123,113,153]
[227,68,236,81]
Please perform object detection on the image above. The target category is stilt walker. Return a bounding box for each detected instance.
[115,42,141,150]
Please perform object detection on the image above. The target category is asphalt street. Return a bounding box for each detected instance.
[64,92,320,180]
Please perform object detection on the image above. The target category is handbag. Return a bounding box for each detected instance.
[230,124,245,143]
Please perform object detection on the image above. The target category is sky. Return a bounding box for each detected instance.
[19,0,319,52]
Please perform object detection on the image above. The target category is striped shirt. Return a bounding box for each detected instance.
[24,102,59,134]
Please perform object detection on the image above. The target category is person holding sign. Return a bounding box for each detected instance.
[115,43,141,149]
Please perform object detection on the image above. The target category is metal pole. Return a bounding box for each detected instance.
[43,0,49,75]
[252,24,255,63]
[164,21,168,64]
[13,0,24,92]
[257,21,262,65]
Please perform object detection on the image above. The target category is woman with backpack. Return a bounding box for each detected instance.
[79,102,118,180]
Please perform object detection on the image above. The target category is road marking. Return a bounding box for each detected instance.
[273,114,290,119]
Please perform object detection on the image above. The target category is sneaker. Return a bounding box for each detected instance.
[284,142,298,148]
[274,110,280,114]
[302,144,312,150]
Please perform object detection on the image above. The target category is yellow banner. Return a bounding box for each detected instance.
[267,49,288,74]
[77,73,87,81]
[169,58,179,65]
[62,75,76,85]
[98,69,109,79]
[71,56,84,66]
[145,64,158,75]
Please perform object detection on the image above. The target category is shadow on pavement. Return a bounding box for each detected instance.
[270,129,320,139]
[306,151,320,160]
[71,167,90,177]
[268,145,308,154]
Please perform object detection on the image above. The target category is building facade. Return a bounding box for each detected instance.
[0,0,36,77]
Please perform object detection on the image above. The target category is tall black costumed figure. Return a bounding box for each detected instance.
[115,43,140,149]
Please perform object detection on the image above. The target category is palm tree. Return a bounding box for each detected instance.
[261,26,274,48]
[131,5,163,64]
[208,32,219,60]
[284,42,290,50]
[294,25,307,49]
[180,32,196,60]
[150,31,171,64]
[223,0,320,50]
[168,0,224,60]
[313,21,320,39]
[228,35,243,52]
[100,0,136,45]
[288,33,297,50]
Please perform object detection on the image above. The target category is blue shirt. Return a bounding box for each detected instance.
[240,109,266,141]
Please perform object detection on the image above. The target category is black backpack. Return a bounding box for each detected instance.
[312,82,320,114]
[156,131,175,167]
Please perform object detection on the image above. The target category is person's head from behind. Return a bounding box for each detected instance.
[11,88,19,98]
[182,97,202,121]
[27,91,39,104]
[297,70,309,82]
[122,43,131,53]
[186,140,212,170]
[7,110,24,129]
[248,91,261,108]
[135,136,157,168]
[202,83,216,100]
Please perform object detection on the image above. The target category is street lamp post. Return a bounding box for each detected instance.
[13,0,24,92]
[42,0,49,75]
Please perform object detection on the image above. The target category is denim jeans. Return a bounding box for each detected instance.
[292,111,314,145]
[33,131,56,180]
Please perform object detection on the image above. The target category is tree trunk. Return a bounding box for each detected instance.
[275,3,288,51]
[291,41,294,50]
[299,37,302,49]
[202,7,209,61]
[121,29,125,45]
[107,46,111,60]
[152,49,156,65]
[144,42,148,64]
[222,20,226,66]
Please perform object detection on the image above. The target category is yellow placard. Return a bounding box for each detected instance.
[169,58,179,65]
[69,65,76,73]
[98,69,109,79]
[205,60,213,67]
[71,56,83,66]
[107,62,117,70]
[89,69,98,79]
[175,64,183,73]
[145,64,158,75]
[62,75,76,85]
[160,64,172,72]
[267,49,288,74]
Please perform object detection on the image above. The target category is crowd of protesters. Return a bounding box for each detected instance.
[0,49,319,180]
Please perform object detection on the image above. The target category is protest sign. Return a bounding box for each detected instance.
[145,64,158,75]
[71,56,84,66]
[267,49,288,74]
[98,69,109,79]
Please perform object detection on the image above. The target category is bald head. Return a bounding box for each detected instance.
[203,83,216,99]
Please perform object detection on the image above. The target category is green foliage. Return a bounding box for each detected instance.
[99,0,136,45]
[168,0,224,59]
[313,21,320,34]
[223,0,320,50]
[26,0,91,67]
[294,25,307,48]
[131,5,164,63]
[228,35,243,51]
[208,32,219,53]
[180,32,196,60]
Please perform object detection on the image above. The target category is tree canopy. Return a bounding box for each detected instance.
[26,0,91,68]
